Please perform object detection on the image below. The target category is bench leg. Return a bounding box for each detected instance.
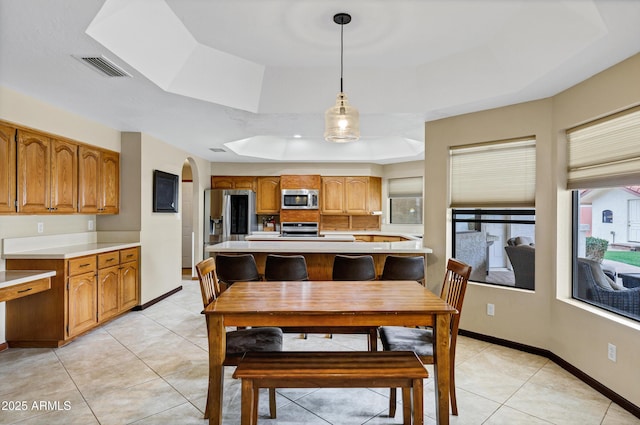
[389,387,397,417]
[413,378,424,425]
[240,379,255,425]
[268,388,277,419]
[402,387,411,425]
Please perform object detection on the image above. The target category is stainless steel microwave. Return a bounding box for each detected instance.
[281,189,319,209]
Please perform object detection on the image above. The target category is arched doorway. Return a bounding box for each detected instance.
[181,158,200,279]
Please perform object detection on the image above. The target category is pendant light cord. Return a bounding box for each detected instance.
[340,21,344,93]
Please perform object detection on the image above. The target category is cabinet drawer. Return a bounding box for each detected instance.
[98,251,119,269]
[0,278,51,302]
[68,256,97,276]
[120,248,138,263]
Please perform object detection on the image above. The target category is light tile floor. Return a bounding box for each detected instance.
[1,278,639,425]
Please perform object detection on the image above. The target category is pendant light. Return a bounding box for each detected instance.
[324,13,360,143]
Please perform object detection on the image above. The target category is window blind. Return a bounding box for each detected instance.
[450,138,536,208]
[567,105,640,189]
[388,176,423,198]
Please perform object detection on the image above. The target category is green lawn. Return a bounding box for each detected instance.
[604,250,640,267]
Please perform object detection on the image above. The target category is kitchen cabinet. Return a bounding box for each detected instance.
[256,176,280,214]
[321,176,380,214]
[211,176,256,190]
[16,130,78,213]
[78,146,120,214]
[0,123,16,212]
[321,176,381,231]
[68,256,98,337]
[6,246,140,347]
[97,247,139,321]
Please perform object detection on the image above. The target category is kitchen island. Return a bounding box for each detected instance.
[206,239,432,282]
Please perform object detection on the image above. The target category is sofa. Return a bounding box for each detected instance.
[504,236,535,290]
[576,257,640,316]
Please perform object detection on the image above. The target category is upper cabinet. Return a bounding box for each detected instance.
[17,130,78,213]
[78,146,119,214]
[0,120,120,215]
[0,124,16,212]
[211,176,256,190]
[321,176,381,215]
[256,176,280,214]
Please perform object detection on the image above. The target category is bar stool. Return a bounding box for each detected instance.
[215,253,261,290]
[264,254,309,281]
[332,254,376,281]
[380,255,425,284]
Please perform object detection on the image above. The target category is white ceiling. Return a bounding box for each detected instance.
[1,0,639,164]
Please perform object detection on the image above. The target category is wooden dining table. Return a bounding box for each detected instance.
[202,280,457,425]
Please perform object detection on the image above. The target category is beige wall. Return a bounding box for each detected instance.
[95,132,211,304]
[424,53,640,406]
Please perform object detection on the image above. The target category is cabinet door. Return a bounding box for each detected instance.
[0,124,16,213]
[50,139,78,213]
[97,265,119,322]
[17,130,50,213]
[120,261,139,312]
[344,177,369,214]
[67,272,98,337]
[256,176,280,214]
[78,146,100,213]
[99,150,119,214]
[233,176,256,190]
[368,177,382,212]
[321,177,345,214]
[211,176,235,189]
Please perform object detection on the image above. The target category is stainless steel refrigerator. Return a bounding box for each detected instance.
[204,189,257,253]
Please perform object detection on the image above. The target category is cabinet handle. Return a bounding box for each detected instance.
[126,254,133,259]
[106,258,114,262]
[17,288,32,293]
[79,263,91,267]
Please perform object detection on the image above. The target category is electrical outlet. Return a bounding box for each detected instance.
[37,222,44,233]
[608,343,617,362]
[88,220,94,231]
[487,303,495,316]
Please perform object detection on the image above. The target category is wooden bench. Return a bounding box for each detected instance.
[232,351,428,425]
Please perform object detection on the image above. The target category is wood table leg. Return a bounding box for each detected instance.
[433,313,451,425]
[207,315,226,425]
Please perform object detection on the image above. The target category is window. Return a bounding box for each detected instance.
[568,106,640,322]
[449,138,536,288]
[389,177,423,224]
[452,209,535,289]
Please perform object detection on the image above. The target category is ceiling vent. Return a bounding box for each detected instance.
[74,55,131,77]
[209,148,226,153]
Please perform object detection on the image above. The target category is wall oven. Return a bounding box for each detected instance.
[281,189,319,210]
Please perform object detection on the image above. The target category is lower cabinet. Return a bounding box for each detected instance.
[68,271,98,337]
[6,246,140,347]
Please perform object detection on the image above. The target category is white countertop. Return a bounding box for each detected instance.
[0,270,56,290]
[206,240,431,254]
[245,235,356,242]
[2,242,141,260]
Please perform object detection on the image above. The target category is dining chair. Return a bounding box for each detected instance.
[380,255,425,285]
[215,253,261,290]
[379,258,472,416]
[195,257,282,420]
